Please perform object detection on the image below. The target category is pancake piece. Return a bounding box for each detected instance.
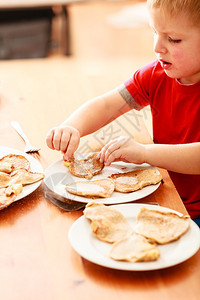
[0,153,44,210]
[135,207,190,244]
[0,184,23,210]
[0,169,44,188]
[0,171,11,188]
[0,154,30,171]
[110,168,162,192]
[84,202,133,243]
[64,152,104,179]
[5,183,23,196]
[10,169,45,186]
[0,162,13,173]
[110,233,160,262]
[66,178,115,198]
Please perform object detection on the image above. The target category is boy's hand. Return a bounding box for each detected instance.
[98,136,146,166]
[46,125,80,160]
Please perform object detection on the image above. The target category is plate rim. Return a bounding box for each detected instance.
[68,203,200,271]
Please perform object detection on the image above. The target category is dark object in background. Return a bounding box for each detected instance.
[0,8,53,59]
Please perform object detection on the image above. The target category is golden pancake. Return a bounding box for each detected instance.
[64,152,104,179]
[66,178,115,198]
[135,207,190,244]
[0,171,11,188]
[0,154,30,171]
[10,169,45,186]
[0,169,44,188]
[110,168,162,192]
[84,202,133,243]
[110,233,160,262]
[0,162,13,173]
[0,153,44,210]
[0,184,23,210]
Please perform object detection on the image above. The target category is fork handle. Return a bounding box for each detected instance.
[11,121,30,144]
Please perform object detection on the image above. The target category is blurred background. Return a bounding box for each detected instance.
[0,0,155,160]
[0,0,153,61]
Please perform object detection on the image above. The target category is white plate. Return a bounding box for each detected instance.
[68,203,200,271]
[0,146,43,201]
[44,160,161,204]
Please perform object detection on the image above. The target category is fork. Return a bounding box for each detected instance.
[11,121,40,154]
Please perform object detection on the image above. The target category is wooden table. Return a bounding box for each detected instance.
[0,56,199,300]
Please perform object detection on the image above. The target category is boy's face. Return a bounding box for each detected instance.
[149,7,200,84]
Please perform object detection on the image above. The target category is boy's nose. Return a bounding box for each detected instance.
[153,35,167,54]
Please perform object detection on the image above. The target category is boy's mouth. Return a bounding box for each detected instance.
[159,59,172,70]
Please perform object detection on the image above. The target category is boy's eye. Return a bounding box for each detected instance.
[168,37,182,43]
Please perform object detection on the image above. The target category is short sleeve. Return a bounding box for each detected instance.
[124,60,158,107]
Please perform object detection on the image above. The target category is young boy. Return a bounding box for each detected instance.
[46,0,200,224]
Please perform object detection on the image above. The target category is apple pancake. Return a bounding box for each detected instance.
[135,207,190,244]
[0,169,44,188]
[0,171,11,188]
[0,162,13,173]
[0,154,30,171]
[66,178,115,198]
[0,152,44,210]
[110,233,160,262]
[83,202,133,243]
[110,168,162,193]
[10,169,45,186]
[0,183,23,210]
[63,152,104,179]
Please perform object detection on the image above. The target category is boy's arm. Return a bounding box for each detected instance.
[144,142,200,175]
[61,89,132,137]
[46,89,134,159]
[99,137,200,175]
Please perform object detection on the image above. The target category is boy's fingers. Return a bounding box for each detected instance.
[63,132,80,160]
[52,130,62,150]
[60,131,70,152]
[46,129,56,150]
[99,139,116,162]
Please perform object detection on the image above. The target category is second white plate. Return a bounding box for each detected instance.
[44,160,161,204]
[68,204,200,271]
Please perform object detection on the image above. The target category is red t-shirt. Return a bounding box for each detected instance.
[124,60,200,218]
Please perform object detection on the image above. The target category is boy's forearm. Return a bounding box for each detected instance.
[62,90,131,137]
[144,143,200,174]
[62,98,109,137]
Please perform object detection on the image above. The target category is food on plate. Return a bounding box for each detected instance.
[10,169,45,186]
[135,207,190,244]
[110,168,162,192]
[66,178,115,198]
[0,153,44,210]
[63,152,104,179]
[110,233,160,262]
[0,162,13,173]
[83,202,191,264]
[0,169,44,188]
[0,183,23,210]
[0,171,11,188]
[0,154,30,171]
[83,202,133,243]
[6,183,23,196]
[63,153,162,198]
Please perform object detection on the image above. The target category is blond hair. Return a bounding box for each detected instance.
[147,0,200,26]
